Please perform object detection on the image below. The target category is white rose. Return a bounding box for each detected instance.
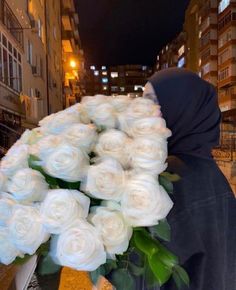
[110,95,131,112]
[0,227,22,265]
[7,168,48,203]
[42,144,89,182]
[19,128,44,145]
[0,194,16,226]
[0,171,7,191]
[64,103,90,124]
[95,129,131,168]
[90,103,117,129]
[8,205,50,255]
[89,202,132,255]
[129,137,168,175]
[83,158,126,201]
[39,111,80,135]
[29,135,64,158]
[0,144,29,177]
[118,98,161,132]
[126,117,172,139]
[121,174,173,226]
[51,219,106,271]
[40,189,90,234]
[81,95,108,118]
[63,124,97,153]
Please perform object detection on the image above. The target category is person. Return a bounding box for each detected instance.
[137,68,236,290]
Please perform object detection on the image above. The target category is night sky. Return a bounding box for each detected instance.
[76,0,190,67]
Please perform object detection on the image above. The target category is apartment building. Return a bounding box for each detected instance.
[62,0,85,107]
[156,32,186,71]
[0,0,82,156]
[86,65,153,96]
[156,0,236,191]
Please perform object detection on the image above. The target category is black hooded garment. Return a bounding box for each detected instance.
[136,68,236,290]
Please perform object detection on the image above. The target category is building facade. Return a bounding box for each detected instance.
[0,0,82,156]
[62,0,85,107]
[156,0,236,192]
[86,64,153,97]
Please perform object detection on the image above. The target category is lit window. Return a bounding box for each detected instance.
[178,45,185,57]
[177,57,185,68]
[157,55,159,61]
[103,86,107,90]
[111,72,118,78]
[202,63,210,75]
[134,85,144,91]
[198,31,202,38]
[198,16,201,25]
[102,71,107,75]
[94,70,99,76]
[120,87,125,92]
[102,66,106,70]
[219,0,230,13]
[90,65,95,70]
[102,77,108,83]
[142,66,147,70]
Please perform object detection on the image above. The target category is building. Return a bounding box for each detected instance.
[156,32,186,71]
[155,0,236,192]
[0,0,83,156]
[62,0,85,107]
[86,64,153,96]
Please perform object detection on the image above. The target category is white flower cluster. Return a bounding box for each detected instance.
[0,95,173,271]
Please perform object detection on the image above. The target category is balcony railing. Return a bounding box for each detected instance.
[0,0,23,47]
[0,122,22,154]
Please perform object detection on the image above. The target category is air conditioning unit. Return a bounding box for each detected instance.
[30,20,39,33]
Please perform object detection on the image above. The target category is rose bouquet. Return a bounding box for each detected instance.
[0,95,189,289]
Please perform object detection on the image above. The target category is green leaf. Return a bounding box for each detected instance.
[160,172,180,182]
[159,175,174,194]
[28,155,59,189]
[144,257,159,288]
[173,265,190,288]
[133,230,159,257]
[149,219,171,242]
[110,269,135,290]
[154,241,179,268]
[128,262,144,276]
[104,259,118,274]
[90,265,106,285]
[13,254,32,265]
[148,252,172,286]
[37,254,61,276]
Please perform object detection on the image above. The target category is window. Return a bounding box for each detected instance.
[94,70,99,76]
[219,67,229,81]
[111,72,118,78]
[0,32,22,92]
[101,66,106,70]
[219,29,231,48]
[218,11,232,30]
[219,49,230,65]
[102,78,108,83]
[201,48,211,62]
[201,32,210,47]
[178,57,185,68]
[178,45,185,57]
[27,40,33,65]
[102,71,107,75]
[219,0,230,13]
[202,63,210,75]
[90,65,95,70]
[103,86,107,90]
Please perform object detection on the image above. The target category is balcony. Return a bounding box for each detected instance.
[0,0,23,48]
[0,122,22,155]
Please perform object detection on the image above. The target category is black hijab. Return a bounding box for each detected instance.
[149,68,221,158]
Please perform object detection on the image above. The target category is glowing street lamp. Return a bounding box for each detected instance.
[69,59,77,68]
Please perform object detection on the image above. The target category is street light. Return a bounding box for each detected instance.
[70,59,77,68]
